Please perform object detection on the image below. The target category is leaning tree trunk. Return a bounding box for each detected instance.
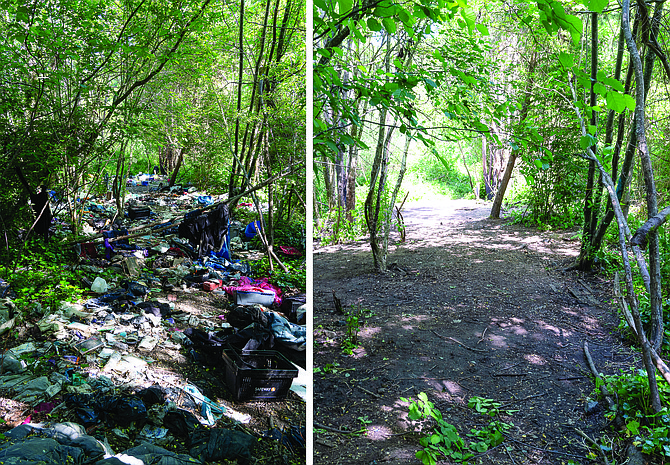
[490,52,537,219]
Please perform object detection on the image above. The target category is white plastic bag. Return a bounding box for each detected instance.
[90,277,108,293]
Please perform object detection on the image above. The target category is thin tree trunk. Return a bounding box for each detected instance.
[621,0,662,413]
[577,12,599,270]
[490,53,537,218]
[229,0,245,196]
[637,0,664,351]
[365,107,389,271]
[591,19,628,249]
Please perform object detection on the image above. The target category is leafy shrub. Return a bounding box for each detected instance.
[602,368,670,458]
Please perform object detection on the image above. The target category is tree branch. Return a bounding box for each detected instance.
[631,206,670,247]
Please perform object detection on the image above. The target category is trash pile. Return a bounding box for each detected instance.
[0,181,307,463]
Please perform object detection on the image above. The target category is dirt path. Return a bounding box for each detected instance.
[314,198,636,464]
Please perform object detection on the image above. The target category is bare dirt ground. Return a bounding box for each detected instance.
[314,198,638,465]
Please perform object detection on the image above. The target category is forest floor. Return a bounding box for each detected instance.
[314,197,640,465]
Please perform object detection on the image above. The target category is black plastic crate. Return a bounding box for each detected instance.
[128,206,151,219]
[221,348,298,401]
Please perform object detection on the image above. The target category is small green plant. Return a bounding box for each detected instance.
[358,415,372,427]
[403,393,513,465]
[402,392,472,464]
[341,305,365,355]
[468,396,518,416]
[313,363,355,376]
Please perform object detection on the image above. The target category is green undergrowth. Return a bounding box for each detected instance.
[252,255,306,291]
[600,368,670,459]
[0,239,85,313]
[403,393,513,464]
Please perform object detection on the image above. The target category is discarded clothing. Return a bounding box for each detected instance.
[97,443,200,465]
[189,428,255,464]
[183,383,225,426]
[227,306,269,329]
[244,220,262,239]
[268,311,306,351]
[278,245,302,257]
[2,422,108,465]
[178,204,230,259]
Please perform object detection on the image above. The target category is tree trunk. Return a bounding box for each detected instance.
[169,148,186,187]
[365,107,390,271]
[621,0,662,413]
[229,0,245,197]
[637,0,664,351]
[577,12,599,271]
[490,52,537,219]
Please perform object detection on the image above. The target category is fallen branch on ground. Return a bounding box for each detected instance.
[431,330,487,353]
[583,340,623,429]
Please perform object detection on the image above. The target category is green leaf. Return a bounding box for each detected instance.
[324,140,339,153]
[627,420,640,435]
[384,82,399,92]
[338,0,352,15]
[367,18,382,31]
[476,23,489,35]
[564,15,583,45]
[580,134,597,150]
[623,93,636,110]
[398,9,411,24]
[603,76,624,92]
[408,404,422,421]
[534,159,543,169]
[424,78,437,89]
[588,0,609,13]
[594,82,607,96]
[558,51,573,70]
[382,17,397,34]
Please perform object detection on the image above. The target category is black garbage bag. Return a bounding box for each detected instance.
[224,324,274,352]
[227,305,269,329]
[183,327,229,366]
[122,281,148,297]
[100,396,147,426]
[189,428,256,464]
[163,409,202,444]
[261,425,306,454]
[64,394,147,428]
[136,300,172,317]
[136,385,166,406]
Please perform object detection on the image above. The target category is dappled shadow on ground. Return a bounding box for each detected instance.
[314,199,634,464]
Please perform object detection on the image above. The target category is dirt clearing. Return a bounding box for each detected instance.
[314,198,636,464]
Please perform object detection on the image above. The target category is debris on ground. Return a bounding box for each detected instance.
[1,178,306,464]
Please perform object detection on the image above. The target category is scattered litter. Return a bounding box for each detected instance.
[0,178,306,463]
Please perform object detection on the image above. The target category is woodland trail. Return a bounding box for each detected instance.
[314,197,635,464]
